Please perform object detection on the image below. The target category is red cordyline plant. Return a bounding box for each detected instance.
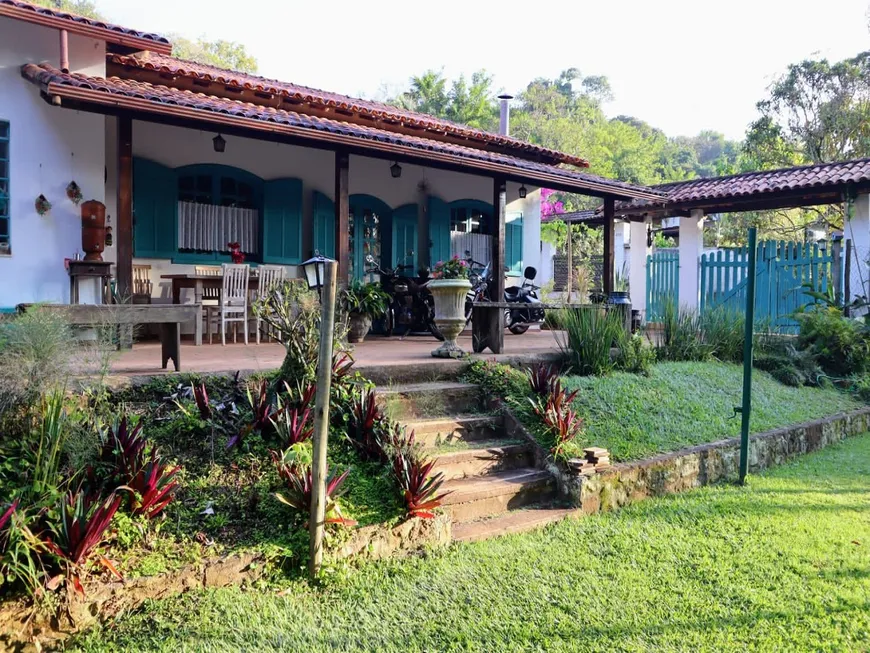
[126,451,180,519]
[527,363,560,396]
[348,388,387,461]
[388,427,450,519]
[273,462,355,527]
[42,490,123,594]
[271,404,312,449]
[100,417,148,483]
[332,352,354,380]
[531,383,584,460]
[0,501,16,532]
[192,382,212,420]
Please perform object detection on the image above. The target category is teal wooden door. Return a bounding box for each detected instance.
[312,191,335,258]
[392,204,418,277]
[350,195,391,282]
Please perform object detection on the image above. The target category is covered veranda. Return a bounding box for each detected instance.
[21,56,663,353]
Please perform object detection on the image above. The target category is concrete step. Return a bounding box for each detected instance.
[377,381,482,420]
[441,468,555,523]
[432,442,535,480]
[407,415,502,447]
[452,506,578,543]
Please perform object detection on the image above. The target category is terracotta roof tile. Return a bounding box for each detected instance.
[22,63,664,201]
[0,0,171,54]
[108,51,589,169]
[615,159,870,215]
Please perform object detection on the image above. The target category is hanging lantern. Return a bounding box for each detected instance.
[213,133,226,153]
[66,180,83,205]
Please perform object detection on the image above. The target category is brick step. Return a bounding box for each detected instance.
[377,382,482,420]
[432,442,535,480]
[406,415,502,447]
[452,506,579,543]
[441,468,555,523]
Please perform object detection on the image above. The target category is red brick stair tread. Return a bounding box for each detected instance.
[452,507,578,542]
[433,442,531,464]
[441,469,553,505]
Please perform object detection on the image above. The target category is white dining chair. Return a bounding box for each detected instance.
[253,264,286,344]
[219,263,250,346]
[196,265,222,344]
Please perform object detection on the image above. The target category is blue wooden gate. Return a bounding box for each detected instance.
[646,249,679,321]
[700,241,842,332]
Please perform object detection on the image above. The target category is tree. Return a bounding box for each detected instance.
[169,36,258,73]
[744,51,870,168]
[391,69,497,130]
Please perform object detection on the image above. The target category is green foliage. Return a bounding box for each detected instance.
[72,434,870,652]
[0,306,75,409]
[796,306,870,378]
[391,69,498,131]
[699,307,747,364]
[555,307,624,376]
[431,255,470,280]
[26,0,101,19]
[656,300,712,362]
[463,359,528,400]
[563,362,859,461]
[168,36,258,73]
[615,333,655,376]
[341,280,390,318]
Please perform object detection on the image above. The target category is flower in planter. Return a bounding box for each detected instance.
[35,194,52,216]
[227,242,245,264]
[431,255,469,280]
[66,180,83,205]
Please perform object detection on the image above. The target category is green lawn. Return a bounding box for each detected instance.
[74,433,870,652]
[563,361,862,461]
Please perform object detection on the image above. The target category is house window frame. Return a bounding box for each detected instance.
[0,120,9,256]
[173,164,264,264]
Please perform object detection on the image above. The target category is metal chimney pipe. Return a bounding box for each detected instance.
[59,29,69,73]
[497,94,513,136]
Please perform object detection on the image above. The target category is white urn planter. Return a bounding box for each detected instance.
[428,278,472,358]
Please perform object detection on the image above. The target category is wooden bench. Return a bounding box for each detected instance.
[471,301,629,354]
[16,304,198,371]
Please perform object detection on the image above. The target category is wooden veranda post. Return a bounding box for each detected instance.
[487,178,507,353]
[116,115,133,299]
[566,222,573,298]
[603,197,615,295]
[309,260,337,578]
[334,151,350,287]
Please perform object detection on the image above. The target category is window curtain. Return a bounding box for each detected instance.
[177,201,259,253]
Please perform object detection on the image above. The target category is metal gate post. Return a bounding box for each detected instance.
[738,227,758,484]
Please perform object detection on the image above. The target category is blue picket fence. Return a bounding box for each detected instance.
[700,241,842,332]
[645,249,679,321]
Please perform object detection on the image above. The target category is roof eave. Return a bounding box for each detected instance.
[32,77,661,201]
[0,4,171,55]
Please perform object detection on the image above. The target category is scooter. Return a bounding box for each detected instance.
[365,254,443,341]
[503,266,545,335]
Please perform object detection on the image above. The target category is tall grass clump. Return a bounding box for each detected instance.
[556,307,624,376]
[699,307,746,363]
[656,299,711,362]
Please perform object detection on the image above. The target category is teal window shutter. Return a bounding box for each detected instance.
[392,204,417,276]
[427,196,450,267]
[505,214,524,274]
[133,158,177,258]
[263,178,302,264]
[312,191,335,258]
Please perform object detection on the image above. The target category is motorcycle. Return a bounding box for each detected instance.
[463,252,491,326]
[365,254,443,341]
[503,266,545,335]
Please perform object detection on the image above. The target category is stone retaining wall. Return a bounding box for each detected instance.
[571,407,870,514]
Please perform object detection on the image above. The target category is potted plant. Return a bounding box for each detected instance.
[341,280,390,343]
[608,263,630,305]
[428,256,471,358]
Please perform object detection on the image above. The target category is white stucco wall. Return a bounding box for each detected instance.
[0,17,106,308]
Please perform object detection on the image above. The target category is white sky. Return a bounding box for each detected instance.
[100,0,869,141]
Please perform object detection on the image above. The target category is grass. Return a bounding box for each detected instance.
[73,433,870,652]
[563,361,862,461]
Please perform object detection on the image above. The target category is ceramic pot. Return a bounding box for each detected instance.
[81,200,106,262]
[428,278,472,358]
[348,313,372,343]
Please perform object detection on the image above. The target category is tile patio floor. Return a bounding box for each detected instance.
[109,328,562,379]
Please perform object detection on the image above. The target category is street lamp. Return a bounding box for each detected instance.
[302,252,333,297]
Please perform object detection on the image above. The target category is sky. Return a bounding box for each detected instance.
[99,0,869,141]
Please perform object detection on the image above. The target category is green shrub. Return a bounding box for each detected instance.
[464,359,529,399]
[656,300,712,362]
[700,307,746,363]
[616,333,655,376]
[556,307,624,376]
[754,339,822,387]
[796,307,870,378]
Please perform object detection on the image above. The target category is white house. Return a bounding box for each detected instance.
[0,0,665,318]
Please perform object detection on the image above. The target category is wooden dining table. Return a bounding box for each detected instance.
[161,273,263,346]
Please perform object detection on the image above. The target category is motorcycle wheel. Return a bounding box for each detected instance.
[464,299,474,327]
[428,320,445,341]
[383,308,395,337]
[509,323,530,335]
